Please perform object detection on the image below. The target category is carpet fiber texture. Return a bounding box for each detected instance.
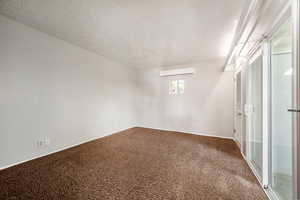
[0,127,267,200]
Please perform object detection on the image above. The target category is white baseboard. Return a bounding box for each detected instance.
[0,126,234,170]
[233,137,241,150]
[0,127,135,170]
[140,126,234,140]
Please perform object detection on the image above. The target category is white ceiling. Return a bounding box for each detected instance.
[0,0,245,68]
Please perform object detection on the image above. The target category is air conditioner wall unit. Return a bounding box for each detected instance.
[159,68,196,77]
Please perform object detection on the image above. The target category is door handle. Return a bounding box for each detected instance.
[287,109,300,112]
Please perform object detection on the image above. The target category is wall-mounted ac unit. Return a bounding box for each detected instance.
[159,68,196,77]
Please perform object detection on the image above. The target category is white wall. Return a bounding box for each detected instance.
[137,61,235,138]
[0,15,138,169]
[0,14,236,169]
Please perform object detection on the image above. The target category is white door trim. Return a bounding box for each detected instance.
[292,0,300,199]
[262,41,271,187]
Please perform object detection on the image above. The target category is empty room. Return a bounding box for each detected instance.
[0,0,299,200]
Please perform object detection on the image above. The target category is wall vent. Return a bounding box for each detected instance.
[160,68,196,77]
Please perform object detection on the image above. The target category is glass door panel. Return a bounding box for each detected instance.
[270,19,293,200]
[249,54,263,179]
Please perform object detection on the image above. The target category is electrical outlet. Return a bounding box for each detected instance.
[45,138,50,146]
[36,140,43,147]
[36,138,50,148]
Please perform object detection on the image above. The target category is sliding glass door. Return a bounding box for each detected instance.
[242,4,299,199]
[270,19,293,200]
[249,53,263,180]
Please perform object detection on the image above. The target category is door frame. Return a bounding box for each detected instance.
[262,41,271,188]
[247,48,264,183]
[234,70,243,149]
[233,1,299,199]
[261,6,293,198]
[266,16,292,199]
[264,4,298,199]
[235,64,249,158]
[292,0,300,199]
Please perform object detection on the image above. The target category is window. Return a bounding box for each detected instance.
[169,80,184,94]
[178,80,184,94]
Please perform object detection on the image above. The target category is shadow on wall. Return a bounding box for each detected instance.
[137,61,234,138]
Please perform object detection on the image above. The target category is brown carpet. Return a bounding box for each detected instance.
[0,127,267,200]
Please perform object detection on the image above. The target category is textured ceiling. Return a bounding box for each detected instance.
[0,0,244,68]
